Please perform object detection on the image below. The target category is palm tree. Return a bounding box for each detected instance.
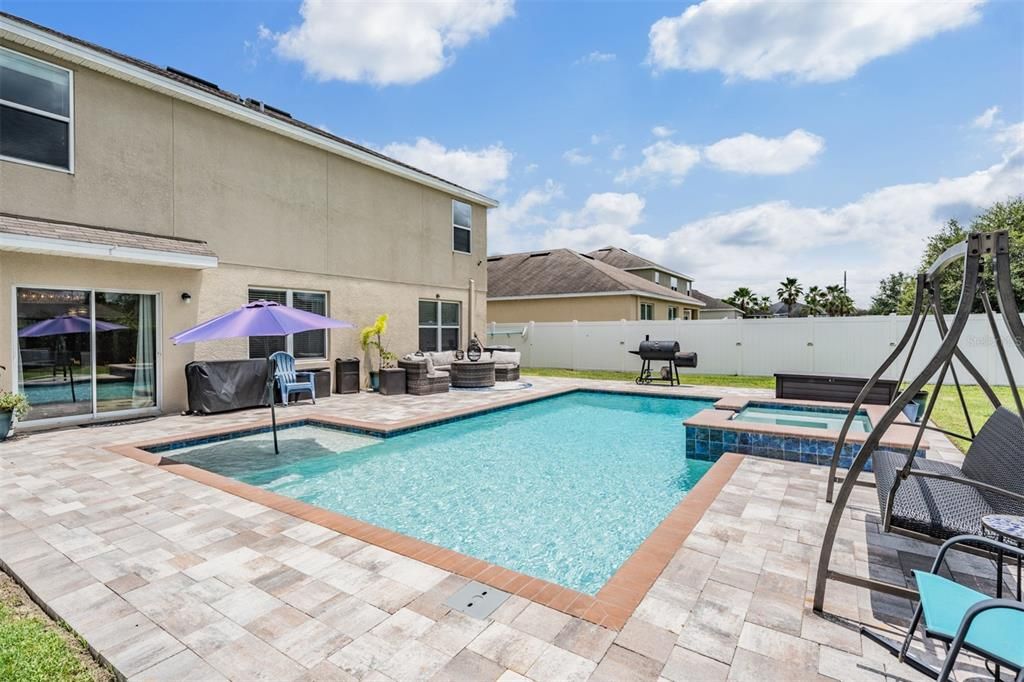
[724,287,756,315]
[776,277,803,317]
[804,286,827,316]
[824,285,855,316]
[755,296,773,315]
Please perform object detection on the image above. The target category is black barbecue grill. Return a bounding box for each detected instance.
[629,336,698,386]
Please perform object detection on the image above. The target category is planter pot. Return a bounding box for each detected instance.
[368,371,380,392]
[378,368,407,396]
[0,410,12,442]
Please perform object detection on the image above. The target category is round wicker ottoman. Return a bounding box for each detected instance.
[450,360,496,388]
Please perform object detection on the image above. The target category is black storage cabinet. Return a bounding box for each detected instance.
[775,372,898,405]
[335,357,360,394]
[186,360,269,414]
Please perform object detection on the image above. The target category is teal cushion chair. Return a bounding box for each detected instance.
[893,534,1024,681]
[269,351,315,405]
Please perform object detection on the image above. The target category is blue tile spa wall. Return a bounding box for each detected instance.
[684,425,923,470]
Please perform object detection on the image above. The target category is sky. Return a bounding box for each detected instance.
[6,0,1023,305]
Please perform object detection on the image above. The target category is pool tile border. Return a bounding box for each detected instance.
[107,388,739,631]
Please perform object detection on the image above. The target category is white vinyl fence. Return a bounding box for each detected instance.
[486,315,1024,386]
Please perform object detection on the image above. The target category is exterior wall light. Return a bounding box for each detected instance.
[181,292,192,304]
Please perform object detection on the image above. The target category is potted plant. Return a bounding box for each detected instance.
[0,389,29,442]
[360,314,399,392]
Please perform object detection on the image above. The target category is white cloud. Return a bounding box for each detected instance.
[381,138,511,193]
[575,51,616,65]
[590,133,608,145]
[488,180,563,253]
[972,106,1001,129]
[610,144,626,161]
[542,192,652,252]
[704,129,825,175]
[271,0,514,85]
[994,122,1024,153]
[615,141,701,184]
[651,125,674,138]
[647,0,984,82]
[529,128,1022,304]
[563,148,593,166]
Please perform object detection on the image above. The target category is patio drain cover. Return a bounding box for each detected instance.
[444,581,509,619]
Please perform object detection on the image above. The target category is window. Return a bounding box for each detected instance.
[670,277,678,291]
[0,47,72,171]
[640,303,653,320]
[453,200,471,253]
[668,306,678,320]
[419,300,460,351]
[248,288,328,359]
[654,272,660,284]
[684,309,693,320]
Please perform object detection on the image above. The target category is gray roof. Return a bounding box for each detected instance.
[0,12,496,207]
[0,212,217,258]
[487,249,704,305]
[586,246,694,281]
[691,290,741,312]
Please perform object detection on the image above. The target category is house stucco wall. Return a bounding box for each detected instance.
[0,40,490,416]
[488,295,701,323]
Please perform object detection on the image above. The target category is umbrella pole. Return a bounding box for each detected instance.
[266,358,279,454]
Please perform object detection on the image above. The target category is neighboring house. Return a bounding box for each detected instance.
[769,301,807,318]
[586,246,695,296]
[487,249,704,323]
[690,290,743,320]
[0,13,496,426]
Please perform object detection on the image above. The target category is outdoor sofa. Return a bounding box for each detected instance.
[398,354,450,395]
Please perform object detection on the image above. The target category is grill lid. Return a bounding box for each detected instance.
[637,340,681,359]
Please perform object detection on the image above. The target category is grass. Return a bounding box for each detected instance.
[0,573,111,682]
[521,367,775,390]
[521,367,1016,453]
[922,383,1019,453]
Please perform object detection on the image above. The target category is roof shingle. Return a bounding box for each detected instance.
[487,249,703,305]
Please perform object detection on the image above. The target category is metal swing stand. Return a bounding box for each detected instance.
[811,230,1024,677]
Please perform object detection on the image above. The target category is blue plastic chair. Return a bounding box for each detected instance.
[891,534,1024,681]
[269,351,315,406]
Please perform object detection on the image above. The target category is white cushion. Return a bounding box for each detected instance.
[429,351,457,367]
[489,350,521,365]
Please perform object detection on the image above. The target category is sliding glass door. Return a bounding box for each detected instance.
[15,287,158,422]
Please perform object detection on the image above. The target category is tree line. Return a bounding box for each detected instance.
[723,279,855,317]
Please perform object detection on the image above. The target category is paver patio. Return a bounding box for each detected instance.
[0,377,1006,681]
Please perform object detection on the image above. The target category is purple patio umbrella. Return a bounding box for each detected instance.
[170,299,354,452]
[18,314,128,403]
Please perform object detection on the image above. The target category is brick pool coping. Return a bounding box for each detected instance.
[685,396,929,451]
[107,387,742,631]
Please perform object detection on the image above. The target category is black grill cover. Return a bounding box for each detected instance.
[674,352,698,368]
[637,340,680,360]
[185,360,270,414]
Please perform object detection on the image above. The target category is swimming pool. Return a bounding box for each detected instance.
[733,403,871,432]
[155,391,713,594]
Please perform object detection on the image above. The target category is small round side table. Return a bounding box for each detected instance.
[981,514,1024,601]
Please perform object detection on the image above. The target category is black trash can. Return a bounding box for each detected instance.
[335,357,360,394]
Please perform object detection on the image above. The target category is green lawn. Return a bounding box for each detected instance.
[521,367,1016,453]
[521,367,775,390]
[0,575,110,682]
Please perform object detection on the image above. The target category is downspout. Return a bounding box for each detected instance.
[468,278,476,345]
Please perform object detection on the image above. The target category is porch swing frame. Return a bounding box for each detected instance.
[812,229,1024,613]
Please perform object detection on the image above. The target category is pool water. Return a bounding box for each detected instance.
[162,391,713,594]
[23,380,138,405]
[733,404,871,432]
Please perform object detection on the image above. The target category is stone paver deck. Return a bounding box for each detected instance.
[0,377,1006,681]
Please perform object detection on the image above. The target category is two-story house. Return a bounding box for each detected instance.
[486,247,704,323]
[0,13,496,426]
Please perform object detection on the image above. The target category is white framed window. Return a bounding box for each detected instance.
[248,288,328,359]
[640,303,653,321]
[668,306,678,320]
[670,276,678,291]
[654,272,660,284]
[419,300,461,351]
[0,46,74,172]
[452,200,471,253]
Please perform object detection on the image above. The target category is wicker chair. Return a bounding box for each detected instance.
[495,365,520,382]
[872,407,1024,541]
[488,350,521,382]
[397,359,449,396]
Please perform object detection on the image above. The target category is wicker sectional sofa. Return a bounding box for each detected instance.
[398,350,521,394]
